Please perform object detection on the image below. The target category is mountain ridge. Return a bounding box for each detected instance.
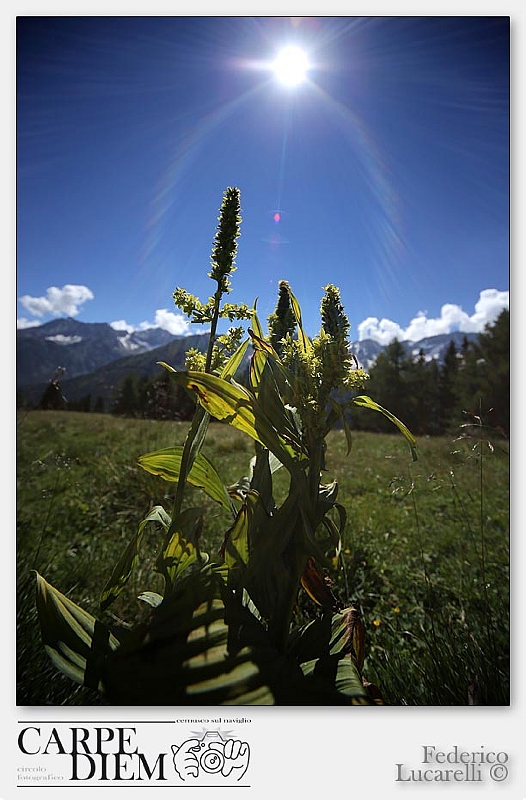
[17,317,186,388]
[16,318,479,409]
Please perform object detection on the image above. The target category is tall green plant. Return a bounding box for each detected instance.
[34,187,416,705]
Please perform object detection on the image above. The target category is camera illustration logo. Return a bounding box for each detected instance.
[171,729,250,784]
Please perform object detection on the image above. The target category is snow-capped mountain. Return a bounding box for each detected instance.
[351,330,478,370]
[17,318,183,387]
[16,317,479,400]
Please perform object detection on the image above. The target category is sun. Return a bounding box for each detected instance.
[271,45,310,87]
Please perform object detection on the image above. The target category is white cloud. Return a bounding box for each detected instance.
[471,289,510,328]
[152,309,193,335]
[110,309,193,336]
[357,317,405,346]
[45,335,83,345]
[357,289,509,345]
[16,317,42,329]
[19,284,94,319]
[110,319,135,334]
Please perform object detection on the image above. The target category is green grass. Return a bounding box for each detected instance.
[16,410,509,706]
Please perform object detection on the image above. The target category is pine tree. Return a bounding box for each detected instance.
[359,338,409,432]
[112,374,139,417]
[456,309,509,435]
[407,349,442,435]
[438,340,460,432]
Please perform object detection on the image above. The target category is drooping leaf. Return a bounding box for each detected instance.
[138,447,234,513]
[335,607,366,672]
[317,512,344,566]
[247,327,279,358]
[138,591,163,608]
[299,606,371,703]
[300,557,342,611]
[352,395,418,460]
[99,504,171,612]
[166,369,303,470]
[35,572,120,690]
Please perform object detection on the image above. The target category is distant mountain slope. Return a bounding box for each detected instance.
[18,333,210,408]
[17,317,479,409]
[351,330,478,370]
[17,318,180,387]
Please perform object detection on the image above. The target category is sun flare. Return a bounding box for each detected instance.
[271,45,310,87]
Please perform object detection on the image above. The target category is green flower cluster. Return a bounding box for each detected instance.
[172,187,253,375]
[271,281,369,437]
[172,288,253,325]
[185,327,245,374]
[209,186,242,293]
[267,281,296,356]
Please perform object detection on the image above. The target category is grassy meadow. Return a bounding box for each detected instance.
[16,410,509,706]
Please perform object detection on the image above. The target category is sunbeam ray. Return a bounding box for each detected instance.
[139,81,268,274]
[307,81,406,294]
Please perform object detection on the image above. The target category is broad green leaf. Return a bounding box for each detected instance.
[249,347,267,394]
[100,568,275,705]
[138,447,234,513]
[35,572,119,690]
[138,591,163,608]
[220,501,250,571]
[330,606,366,670]
[157,507,206,592]
[250,305,264,339]
[352,395,418,461]
[299,607,371,703]
[240,490,303,629]
[99,504,171,612]
[255,356,304,454]
[167,370,303,470]
[220,490,263,575]
[249,446,277,515]
[220,336,250,380]
[156,366,212,517]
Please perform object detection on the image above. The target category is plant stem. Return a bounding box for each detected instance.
[170,286,223,526]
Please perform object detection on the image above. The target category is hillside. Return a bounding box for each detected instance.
[18,333,210,408]
[16,318,479,410]
[17,317,182,387]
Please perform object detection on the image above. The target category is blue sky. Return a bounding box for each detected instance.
[16,15,509,344]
